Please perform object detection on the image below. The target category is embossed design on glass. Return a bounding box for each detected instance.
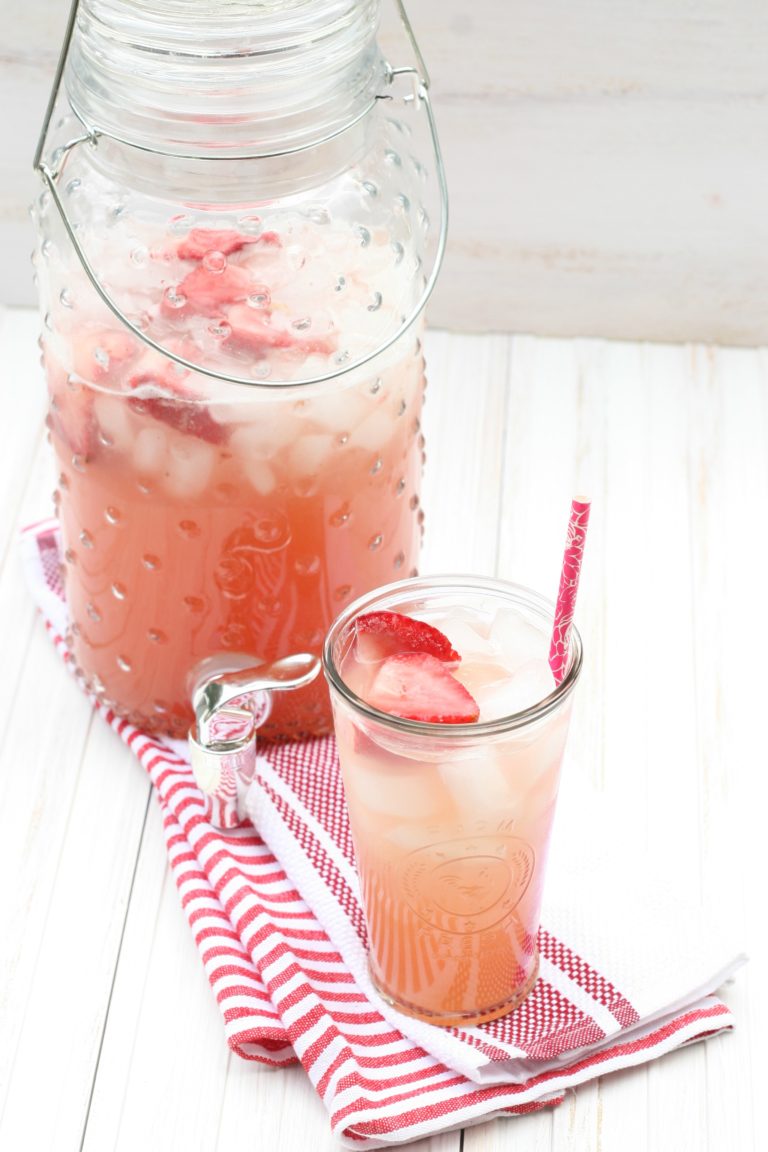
[32,0,445,739]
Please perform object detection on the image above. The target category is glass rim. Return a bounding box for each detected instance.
[322,573,583,739]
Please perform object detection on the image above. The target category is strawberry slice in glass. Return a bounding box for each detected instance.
[367,652,480,723]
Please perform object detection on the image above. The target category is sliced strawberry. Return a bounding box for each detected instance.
[127,349,192,399]
[355,610,460,666]
[225,304,296,352]
[176,228,281,260]
[127,352,225,445]
[256,230,280,247]
[225,304,335,357]
[127,393,226,445]
[164,263,253,316]
[367,652,479,724]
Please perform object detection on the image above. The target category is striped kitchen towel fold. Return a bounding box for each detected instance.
[22,519,746,1148]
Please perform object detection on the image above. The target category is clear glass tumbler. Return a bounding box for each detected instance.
[323,575,582,1026]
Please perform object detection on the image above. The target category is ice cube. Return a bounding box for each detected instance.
[441,619,499,663]
[305,388,371,434]
[164,433,215,497]
[133,426,168,474]
[350,405,392,452]
[298,353,333,381]
[384,822,435,853]
[439,754,511,816]
[288,432,334,477]
[244,458,276,495]
[490,607,547,665]
[421,604,496,640]
[208,400,258,426]
[473,659,555,722]
[342,300,391,342]
[230,408,297,455]
[518,756,562,823]
[347,757,440,822]
[94,395,134,453]
[520,713,571,779]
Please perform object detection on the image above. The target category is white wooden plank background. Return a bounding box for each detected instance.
[3,1,768,343]
[1,304,765,1149]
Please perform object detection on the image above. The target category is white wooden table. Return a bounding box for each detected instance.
[1,307,763,1150]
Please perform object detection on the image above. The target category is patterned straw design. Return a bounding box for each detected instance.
[549,498,591,684]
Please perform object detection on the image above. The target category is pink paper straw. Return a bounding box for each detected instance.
[549,498,591,684]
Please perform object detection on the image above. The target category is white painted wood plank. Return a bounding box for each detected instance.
[0,301,155,1148]
[0,721,151,1151]
[4,0,65,57]
[0,54,52,309]
[421,330,510,574]
[0,307,49,560]
[550,1081,602,1152]
[217,1059,341,1151]
[5,4,768,343]
[0,630,95,1136]
[686,345,768,1152]
[81,799,233,1152]
[427,95,768,345]
[591,1071,648,1152]
[0,431,95,1144]
[580,341,718,1149]
[463,1107,552,1152]
[0,442,53,749]
[382,1,768,100]
[221,1053,463,1152]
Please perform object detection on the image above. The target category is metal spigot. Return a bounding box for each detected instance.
[188,652,321,824]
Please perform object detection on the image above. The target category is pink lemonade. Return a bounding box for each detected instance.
[325,579,582,1026]
[43,221,426,740]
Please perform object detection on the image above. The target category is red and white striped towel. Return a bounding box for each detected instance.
[22,520,746,1147]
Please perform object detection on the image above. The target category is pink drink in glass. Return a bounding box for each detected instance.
[324,577,582,1026]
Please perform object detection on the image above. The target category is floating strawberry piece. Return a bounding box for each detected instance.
[165,263,253,316]
[127,351,226,445]
[225,304,296,353]
[127,340,201,394]
[127,393,226,445]
[355,610,460,665]
[226,304,335,356]
[176,228,281,260]
[367,652,480,724]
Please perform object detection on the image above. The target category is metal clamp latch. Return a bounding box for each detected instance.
[188,653,320,827]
